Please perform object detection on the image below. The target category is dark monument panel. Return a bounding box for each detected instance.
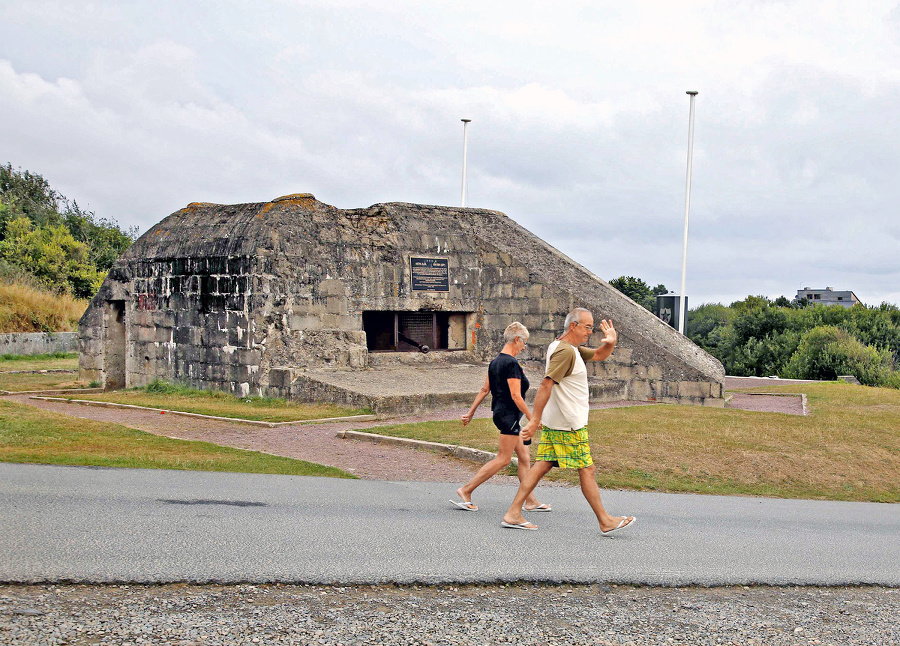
[410,257,449,292]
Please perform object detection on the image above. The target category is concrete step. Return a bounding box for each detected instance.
[291,364,629,414]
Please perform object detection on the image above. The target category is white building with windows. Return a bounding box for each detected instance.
[796,287,861,308]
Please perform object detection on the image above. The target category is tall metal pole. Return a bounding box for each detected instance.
[678,91,698,335]
[460,118,471,207]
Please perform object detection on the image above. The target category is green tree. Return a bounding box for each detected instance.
[686,303,734,356]
[609,276,667,313]
[63,208,136,271]
[727,329,801,377]
[686,294,900,387]
[842,304,900,364]
[0,163,136,296]
[730,302,789,346]
[0,163,64,229]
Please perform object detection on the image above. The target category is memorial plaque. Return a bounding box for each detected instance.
[410,257,449,292]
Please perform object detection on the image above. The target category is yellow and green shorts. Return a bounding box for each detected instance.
[535,426,593,469]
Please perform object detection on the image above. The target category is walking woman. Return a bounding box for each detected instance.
[450,322,550,512]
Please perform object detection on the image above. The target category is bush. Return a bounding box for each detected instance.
[145,379,179,395]
[687,303,735,356]
[728,330,801,377]
[686,296,900,388]
[782,326,895,386]
[0,215,104,298]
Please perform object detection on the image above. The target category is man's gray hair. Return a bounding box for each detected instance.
[503,321,530,344]
[564,307,591,331]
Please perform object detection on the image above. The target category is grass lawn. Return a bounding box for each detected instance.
[0,398,355,478]
[0,372,87,392]
[0,352,79,371]
[0,360,367,422]
[0,353,86,392]
[367,382,900,503]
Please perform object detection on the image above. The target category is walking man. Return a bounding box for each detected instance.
[501,307,636,534]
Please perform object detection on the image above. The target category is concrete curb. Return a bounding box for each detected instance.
[336,430,515,466]
[0,369,77,375]
[27,396,377,428]
[0,388,104,397]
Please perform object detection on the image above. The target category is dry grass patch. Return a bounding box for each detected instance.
[0,371,87,392]
[584,408,888,500]
[0,282,87,332]
[0,353,86,391]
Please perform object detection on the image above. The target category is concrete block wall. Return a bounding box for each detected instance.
[0,332,77,356]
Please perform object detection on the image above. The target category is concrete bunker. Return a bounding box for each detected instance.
[78,195,725,412]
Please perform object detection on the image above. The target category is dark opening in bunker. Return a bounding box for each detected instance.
[363,311,469,352]
[104,300,126,389]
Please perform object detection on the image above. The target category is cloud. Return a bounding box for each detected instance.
[1,1,899,306]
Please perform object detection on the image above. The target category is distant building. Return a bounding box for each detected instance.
[796,287,861,308]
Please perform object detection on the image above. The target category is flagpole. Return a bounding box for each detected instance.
[679,91,698,335]
[460,118,471,207]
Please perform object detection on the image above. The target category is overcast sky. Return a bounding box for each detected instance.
[2,1,899,307]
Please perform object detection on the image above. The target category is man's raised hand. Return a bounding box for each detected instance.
[598,319,617,346]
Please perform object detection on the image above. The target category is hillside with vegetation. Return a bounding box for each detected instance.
[0,164,136,332]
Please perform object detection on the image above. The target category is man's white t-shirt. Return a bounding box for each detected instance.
[541,340,594,431]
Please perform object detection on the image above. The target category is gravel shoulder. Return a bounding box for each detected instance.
[2,582,897,646]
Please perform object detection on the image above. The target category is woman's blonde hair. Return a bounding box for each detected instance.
[503,321,530,344]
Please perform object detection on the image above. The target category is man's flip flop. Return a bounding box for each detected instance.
[601,516,636,536]
[449,499,478,511]
[501,521,538,531]
[523,503,552,512]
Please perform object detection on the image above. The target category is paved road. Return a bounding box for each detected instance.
[2,462,898,586]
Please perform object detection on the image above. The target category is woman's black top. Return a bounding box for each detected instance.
[488,352,529,415]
